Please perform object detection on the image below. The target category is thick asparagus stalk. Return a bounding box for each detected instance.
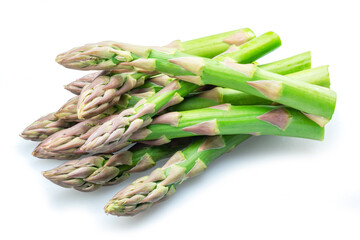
[57,28,255,70]
[172,28,256,58]
[20,113,75,141]
[57,32,336,121]
[286,65,330,88]
[74,29,256,119]
[105,135,250,216]
[42,140,188,191]
[130,104,324,143]
[258,51,311,75]
[78,33,282,153]
[170,65,330,111]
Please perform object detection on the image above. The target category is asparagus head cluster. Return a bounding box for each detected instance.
[20,27,336,218]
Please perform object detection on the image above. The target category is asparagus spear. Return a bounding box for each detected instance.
[78,32,282,153]
[74,29,256,119]
[57,28,255,70]
[170,65,330,111]
[20,113,75,141]
[130,104,324,143]
[105,135,250,216]
[56,32,336,121]
[42,140,188,191]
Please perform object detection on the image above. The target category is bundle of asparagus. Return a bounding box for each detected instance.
[20,28,336,217]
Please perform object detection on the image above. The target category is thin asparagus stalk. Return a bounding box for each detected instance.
[170,65,330,111]
[20,113,75,141]
[42,140,189,192]
[56,32,336,121]
[105,135,250,216]
[78,33,282,153]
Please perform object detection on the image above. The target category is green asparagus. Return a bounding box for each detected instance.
[20,113,75,141]
[43,140,188,191]
[170,65,330,111]
[105,135,250,216]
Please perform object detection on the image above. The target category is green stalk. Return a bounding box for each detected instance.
[43,140,188,191]
[131,105,324,142]
[259,51,311,75]
[170,65,330,111]
[214,31,281,63]
[105,135,251,216]
[179,28,255,58]
[286,65,330,88]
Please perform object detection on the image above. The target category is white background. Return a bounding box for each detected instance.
[1,0,359,239]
